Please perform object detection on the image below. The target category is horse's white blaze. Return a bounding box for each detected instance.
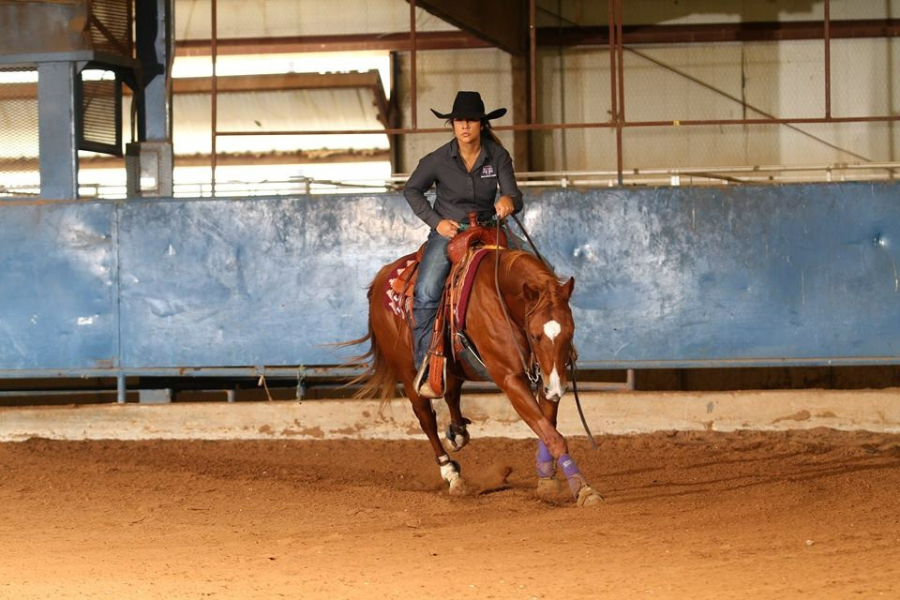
[546,366,563,399]
[543,320,561,342]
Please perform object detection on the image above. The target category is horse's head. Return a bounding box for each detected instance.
[522,277,576,402]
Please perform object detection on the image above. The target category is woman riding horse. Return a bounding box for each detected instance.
[403,91,522,399]
[352,91,602,507]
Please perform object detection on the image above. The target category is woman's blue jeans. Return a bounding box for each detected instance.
[412,229,451,369]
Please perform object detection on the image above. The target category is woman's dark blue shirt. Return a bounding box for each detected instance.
[403,138,523,230]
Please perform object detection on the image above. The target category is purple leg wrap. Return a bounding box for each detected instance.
[557,453,586,497]
[536,440,555,478]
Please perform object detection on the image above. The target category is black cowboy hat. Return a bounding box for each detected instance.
[431,91,507,121]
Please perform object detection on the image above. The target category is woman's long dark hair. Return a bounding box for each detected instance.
[481,120,504,148]
[446,118,505,148]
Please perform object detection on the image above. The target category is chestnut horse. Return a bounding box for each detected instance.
[350,246,602,507]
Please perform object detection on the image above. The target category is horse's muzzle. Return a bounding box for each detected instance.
[542,366,566,402]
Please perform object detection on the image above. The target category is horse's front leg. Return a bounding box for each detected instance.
[534,388,562,494]
[500,374,602,507]
[442,374,471,451]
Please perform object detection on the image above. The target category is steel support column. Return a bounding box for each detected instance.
[135,0,174,142]
[128,0,175,197]
[37,61,79,200]
[824,0,832,118]
[210,0,218,195]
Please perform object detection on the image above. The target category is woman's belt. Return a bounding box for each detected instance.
[456,215,498,231]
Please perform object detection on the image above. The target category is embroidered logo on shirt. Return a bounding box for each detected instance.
[481,165,496,178]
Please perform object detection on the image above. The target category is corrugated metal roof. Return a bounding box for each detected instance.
[0,70,389,161]
[177,86,389,155]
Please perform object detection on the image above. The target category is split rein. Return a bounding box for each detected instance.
[493,216,598,450]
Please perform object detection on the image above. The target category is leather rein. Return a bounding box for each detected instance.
[492,216,598,450]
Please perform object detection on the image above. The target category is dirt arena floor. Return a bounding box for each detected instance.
[1,429,899,599]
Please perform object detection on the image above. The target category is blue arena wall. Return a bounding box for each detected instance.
[1,181,898,377]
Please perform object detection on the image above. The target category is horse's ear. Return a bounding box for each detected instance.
[522,282,541,303]
[560,277,575,300]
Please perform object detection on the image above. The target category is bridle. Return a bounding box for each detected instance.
[492,217,598,449]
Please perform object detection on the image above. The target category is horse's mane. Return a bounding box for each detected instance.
[501,251,566,304]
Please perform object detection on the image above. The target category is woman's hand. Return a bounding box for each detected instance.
[495,195,515,220]
[437,219,459,238]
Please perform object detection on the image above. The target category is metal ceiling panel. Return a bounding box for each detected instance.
[0,71,390,161]
[175,0,456,40]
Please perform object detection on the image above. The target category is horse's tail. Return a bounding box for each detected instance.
[334,287,400,404]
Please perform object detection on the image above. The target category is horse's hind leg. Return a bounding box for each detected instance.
[442,375,471,452]
[405,387,468,495]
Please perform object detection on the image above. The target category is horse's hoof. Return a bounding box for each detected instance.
[448,476,469,496]
[576,485,604,508]
[445,423,470,452]
[536,476,562,497]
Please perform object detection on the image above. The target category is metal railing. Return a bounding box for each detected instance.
[4,160,897,200]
